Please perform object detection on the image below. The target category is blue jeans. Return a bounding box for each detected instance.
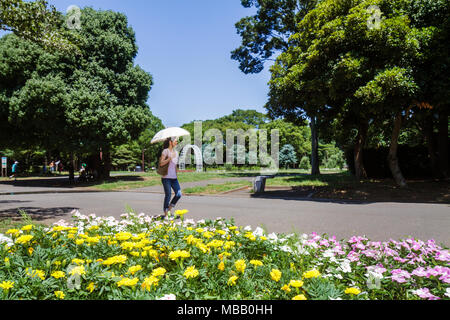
[162,178,182,212]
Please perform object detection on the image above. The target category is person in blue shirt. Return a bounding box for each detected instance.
[10,161,18,180]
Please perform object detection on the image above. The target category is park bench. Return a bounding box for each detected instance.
[253,175,275,193]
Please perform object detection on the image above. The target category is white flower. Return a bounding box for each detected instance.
[253,227,265,237]
[0,234,13,247]
[268,233,278,242]
[337,259,352,273]
[279,245,293,253]
[445,288,450,298]
[159,294,176,300]
[244,225,252,231]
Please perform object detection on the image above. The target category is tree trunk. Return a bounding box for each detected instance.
[310,116,320,175]
[354,120,368,180]
[102,148,111,179]
[437,108,449,178]
[424,115,439,178]
[388,111,407,187]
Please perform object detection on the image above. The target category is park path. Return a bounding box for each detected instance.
[0,191,449,246]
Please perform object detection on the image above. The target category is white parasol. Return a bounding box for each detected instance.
[150,127,190,144]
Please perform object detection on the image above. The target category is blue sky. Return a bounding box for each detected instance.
[50,0,273,128]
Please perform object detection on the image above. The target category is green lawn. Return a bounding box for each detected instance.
[183,180,252,195]
[266,170,354,188]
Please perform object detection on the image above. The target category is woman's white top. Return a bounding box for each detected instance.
[161,148,178,179]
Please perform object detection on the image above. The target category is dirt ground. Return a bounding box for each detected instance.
[262,179,450,203]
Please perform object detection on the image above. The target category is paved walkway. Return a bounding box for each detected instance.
[1,176,449,246]
[0,191,449,245]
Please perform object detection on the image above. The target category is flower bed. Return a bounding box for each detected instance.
[0,210,449,300]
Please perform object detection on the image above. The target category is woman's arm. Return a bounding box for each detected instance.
[159,150,172,167]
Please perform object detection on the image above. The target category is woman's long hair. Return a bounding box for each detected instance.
[157,138,172,161]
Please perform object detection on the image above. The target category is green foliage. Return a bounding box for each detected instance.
[0,0,77,52]
[279,144,298,168]
[299,156,311,170]
[0,7,154,174]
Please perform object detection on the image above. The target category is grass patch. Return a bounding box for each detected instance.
[267,171,355,188]
[92,172,244,191]
[184,181,252,195]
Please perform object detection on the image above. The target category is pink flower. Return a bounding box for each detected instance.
[412,267,427,277]
[412,288,440,300]
[391,269,411,283]
[435,250,450,262]
[347,251,360,262]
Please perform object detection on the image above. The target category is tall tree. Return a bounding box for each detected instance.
[0,7,153,178]
[232,0,322,175]
[266,0,446,186]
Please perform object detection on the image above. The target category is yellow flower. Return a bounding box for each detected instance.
[345,287,361,295]
[0,281,14,290]
[129,251,140,257]
[228,226,238,231]
[227,275,238,286]
[28,247,34,256]
[151,267,167,277]
[292,294,307,300]
[202,231,214,239]
[128,265,143,275]
[21,225,34,231]
[270,269,282,282]
[71,258,85,265]
[54,291,65,299]
[216,230,226,236]
[86,236,100,244]
[168,250,190,260]
[75,239,85,245]
[223,241,235,250]
[115,232,132,241]
[51,271,66,279]
[6,229,20,236]
[250,260,263,267]
[87,282,95,293]
[26,268,45,280]
[281,284,291,293]
[175,209,189,217]
[303,269,321,279]
[183,266,199,279]
[16,234,33,245]
[289,280,304,288]
[102,255,127,266]
[260,236,267,241]
[69,265,86,276]
[218,252,231,260]
[234,259,246,274]
[207,239,224,248]
[218,261,225,271]
[141,276,159,291]
[117,277,139,287]
[196,228,205,233]
[244,232,256,241]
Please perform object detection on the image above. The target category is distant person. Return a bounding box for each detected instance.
[58,161,63,174]
[158,137,182,219]
[9,161,18,180]
[49,161,55,173]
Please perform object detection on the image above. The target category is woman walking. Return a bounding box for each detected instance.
[159,137,182,219]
